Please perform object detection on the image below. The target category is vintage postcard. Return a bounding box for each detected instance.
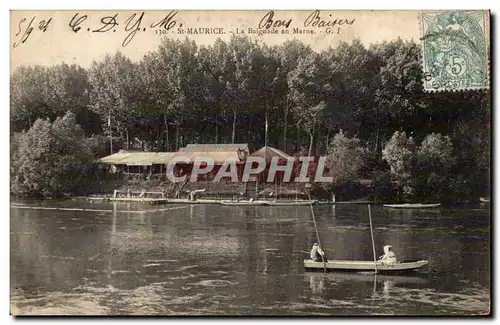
[10,10,491,316]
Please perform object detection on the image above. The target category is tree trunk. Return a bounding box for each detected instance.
[175,125,179,151]
[325,129,331,152]
[315,130,321,156]
[374,107,379,153]
[231,109,237,144]
[247,115,253,142]
[191,122,195,143]
[308,132,314,157]
[109,127,113,155]
[215,112,219,144]
[296,123,300,153]
[149,129,153,151]
[126,129,129,150]
[265,106,269,148]
[283,99,288,153]
[164,114,169,152]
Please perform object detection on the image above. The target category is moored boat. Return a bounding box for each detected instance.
[479,197,490,203]
[383,203,441,209]
[220,200,266,206]
[265,200,318,206]
[303,259,429,273]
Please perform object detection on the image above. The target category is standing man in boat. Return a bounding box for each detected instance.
[379,245,397,265]
[310,243,327,262]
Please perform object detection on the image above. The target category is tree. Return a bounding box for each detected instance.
[322,40,380,141]
[288,52,330,156]
[409,133,455,201]
[225,35,260,143]
[11,111,94,197]
[326,130,365,184]
[382,131,413,181]
[279,40,313,152]
[88,52,140,152]
[372,40,428,149]
[10,64,96,135]
[418,133,454,168]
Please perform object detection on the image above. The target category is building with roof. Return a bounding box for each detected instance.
[98,144,305,183]
[169,149,246,181]
[99,150,175,175]
[249,146,291,162]
[249,146,295,183]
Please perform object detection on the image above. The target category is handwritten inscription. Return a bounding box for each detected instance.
[258,11,292,29]
[13,16,53,48]
[150,11,179,31]
[255,10,355,35]
[304,10,356,28]
[67,11,179,47]
[13,11,180,48]
[12,10,357,49]
[123,12,145,47]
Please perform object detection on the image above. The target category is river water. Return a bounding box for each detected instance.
[10,200,490,316]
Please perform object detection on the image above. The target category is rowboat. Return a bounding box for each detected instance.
[265,200,318,206]
[479,197,490,203]
[304,204,429,274]
[383,203,441,209]
[303,259,429,273]
[219,200,266,206]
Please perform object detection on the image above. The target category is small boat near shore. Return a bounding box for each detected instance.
[303,259,429,273]
[479,197,490,203]
[265,200,318,206]
[220,200,267,206]
[383,203,441,209]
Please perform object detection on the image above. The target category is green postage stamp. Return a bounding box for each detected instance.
[420,11,490,91]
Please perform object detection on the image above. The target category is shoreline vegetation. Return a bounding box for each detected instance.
[10,36,490,204]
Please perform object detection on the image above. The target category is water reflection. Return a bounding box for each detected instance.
[308,273,325,295]
[383,280,394,299]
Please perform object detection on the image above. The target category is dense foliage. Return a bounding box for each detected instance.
[11,112,95,197]
[326,130,365,184]
[10,35,490,200]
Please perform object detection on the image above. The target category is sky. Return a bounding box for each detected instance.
[10,10,423,69]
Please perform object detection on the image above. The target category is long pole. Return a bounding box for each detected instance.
[308,193,326,273]
[265,106,268,148]
[108,110,113,155]
[368,204,378,274]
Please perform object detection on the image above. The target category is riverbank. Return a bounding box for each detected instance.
[12,175,488,205]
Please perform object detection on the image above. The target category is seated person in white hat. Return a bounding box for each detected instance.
[310,243,327,262]
[379,245,397,265]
